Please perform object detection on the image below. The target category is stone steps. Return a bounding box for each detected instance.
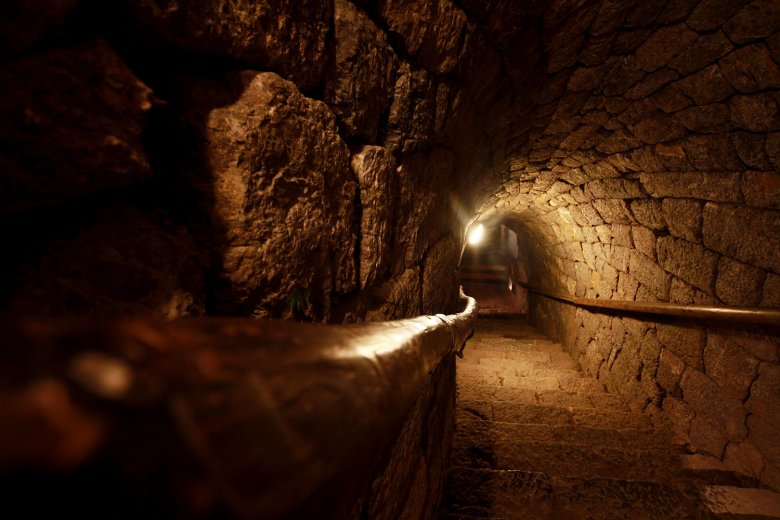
[456,384,628,410]
[443,317,780,519]
[454,416,676,450]
[446,467,712,520]
[458,400,652,428]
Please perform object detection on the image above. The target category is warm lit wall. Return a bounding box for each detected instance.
[464,0,780,491]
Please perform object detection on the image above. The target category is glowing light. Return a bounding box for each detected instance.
[467,224,484,245]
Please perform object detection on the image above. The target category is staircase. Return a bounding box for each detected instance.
[442,317,780,519]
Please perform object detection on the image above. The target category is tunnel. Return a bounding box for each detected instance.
[1,0,779,518]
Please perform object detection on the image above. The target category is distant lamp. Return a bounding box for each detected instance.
[467,223,484,245]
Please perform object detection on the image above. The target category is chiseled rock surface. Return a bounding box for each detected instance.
[394,148,457,270]
[422,235,461,315]
[118,0,331,92]
[183,71,357,320]
[364,267,422,321]
[324,0,398,141]
[0,39,153,215]
[416,0,469,74]
[382,61,437,153]
[351,145,396,289]
[370,0,433,56]
[0,0,78,58]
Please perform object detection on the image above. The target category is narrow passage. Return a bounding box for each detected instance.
[442,317,780,519]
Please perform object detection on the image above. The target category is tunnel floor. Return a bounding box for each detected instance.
[442,317,780,519]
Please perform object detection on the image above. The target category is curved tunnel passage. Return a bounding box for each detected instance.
[0,0,779,517]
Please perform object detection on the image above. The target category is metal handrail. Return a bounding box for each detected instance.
[0,291,477,519]
[517,281,780,326]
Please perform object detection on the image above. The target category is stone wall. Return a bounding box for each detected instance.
[3,0,780,506]
[462,0,780,492]
[0,0,510,321]
[357,355,457,519]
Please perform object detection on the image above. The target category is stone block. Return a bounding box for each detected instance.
[630,200,666,230]
[673,104,732,133]
[656,236,717,294]
[703,203,780,273]
[723,442,765,479]
[747,364,780,431]
[118,0,330,92]
[638,328,662,367]
[689,415,728,458]
[730,93,780,132]
[743,171,780,209]
[365,267,421,321]
[768,132,780,171]
[669,277,717,305]
[716,256,767,307]
[616,272,640,299]
[686,0,746,31]
[720,44,780,93]
[657,348,686,395]
[763,274,780,306]
[579,204,605,226]
[632,226,656,259]
[733,134,773,170]
[590,0,636,36]
[0,39,153,215]
[640,172,741,201]
[609,245,631,272]
[180,71,357,319]
[594,223,633,247]
[662,199,703,242]
[567,64,610,92]
[681,134,745,171]
[625,68,680,100]
[373,0,431,56]
[383,62,437,153]
[663,396,696,435]
[704,334,760,402]
[681,368,748,442]
[670,277,696,304]
[651,86,693,113]
[630,113,688,144]
[592,200,635,225]
[675,65,735,105]
[628,250,671,300]
[724,0,780,44]
[670,31,734,75]
[657,323,705,369]
[617,98,658,126]
[763,462,780,491]
[422,235,460,315]
[634,23,698,72]
[352,146,396,289]
[657,0,700,24]
[393,148,455,268]
[594,129,643,154]
[585,179,643,199]
[748,414,780,467]
[416,0,469,74]
[324,0,398,141]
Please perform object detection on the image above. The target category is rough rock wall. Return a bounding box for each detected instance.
[0,1,505,517]
[357,354,457,520]
[462,0,780,491]
[0,0,509,321]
